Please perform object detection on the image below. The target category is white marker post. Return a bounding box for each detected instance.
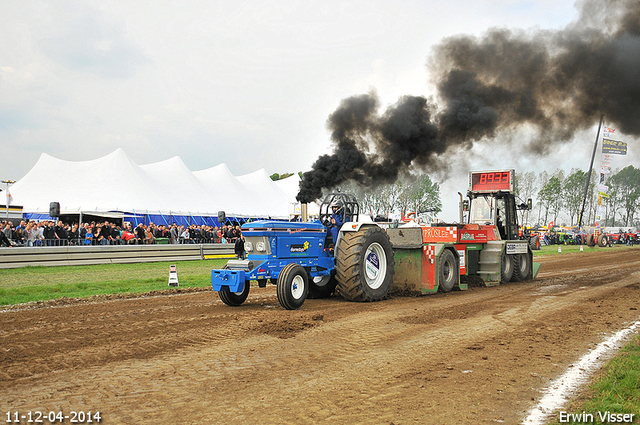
[168,264,179,287]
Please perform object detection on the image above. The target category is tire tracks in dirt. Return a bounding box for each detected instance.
[1,247,639,424]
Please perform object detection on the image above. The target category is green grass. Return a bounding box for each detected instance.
[533,244,639,256]
[547,334,640,424]
[0,259,228,306]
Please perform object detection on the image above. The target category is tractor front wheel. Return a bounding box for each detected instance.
[335,226,395,302]
[277,263,309,310]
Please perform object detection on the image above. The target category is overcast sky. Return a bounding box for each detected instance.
[2,0,637,218]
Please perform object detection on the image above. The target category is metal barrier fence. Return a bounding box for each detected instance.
[15,237,224,246]
[0,244,235,269]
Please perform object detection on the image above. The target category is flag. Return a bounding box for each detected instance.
[6,187,12,206]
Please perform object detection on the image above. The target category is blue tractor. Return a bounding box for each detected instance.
[211,193,395,310]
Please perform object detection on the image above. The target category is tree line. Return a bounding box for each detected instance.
[516,165,640,228]
[274,165,639,229]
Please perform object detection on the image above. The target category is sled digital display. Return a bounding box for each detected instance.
[469,170,514,192]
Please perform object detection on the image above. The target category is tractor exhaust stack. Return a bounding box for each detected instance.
[301,203,308,222]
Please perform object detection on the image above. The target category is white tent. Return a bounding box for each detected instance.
[236,169,296,217]
[11,148,302,221]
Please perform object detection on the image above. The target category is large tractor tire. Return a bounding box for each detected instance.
[277,263,309,310]
[501,251,514,284]
[439,249,459,292]
[597,234,608,247]
[218,282,250,306]
[586,234,596,247]
[529,236,541,251]
[335,226,395,302]
[307,274,337,299]
[512,249,533,282]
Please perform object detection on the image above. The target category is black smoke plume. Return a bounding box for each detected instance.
[297,0,640,203]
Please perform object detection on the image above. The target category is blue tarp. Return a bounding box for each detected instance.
[23,211,278,227]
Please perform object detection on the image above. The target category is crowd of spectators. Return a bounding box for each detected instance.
[0,219,244,247]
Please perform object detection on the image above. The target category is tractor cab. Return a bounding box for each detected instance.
[318,192,359,225]
[466,170,531,241]
[318,192,360,249]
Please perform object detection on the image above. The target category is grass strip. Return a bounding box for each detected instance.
[547,333,640,424]
[0,259,228,306]
[533,244,638,256]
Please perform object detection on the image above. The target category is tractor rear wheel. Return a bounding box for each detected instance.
[218,282,250,306]
[597,234,608,247]
[529,236,541,250]
[277,263,309,310]
[439,249,459,292]
[335,226,395,302]
[307,274,337,299]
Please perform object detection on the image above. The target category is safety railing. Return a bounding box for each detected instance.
[0,244,235,269]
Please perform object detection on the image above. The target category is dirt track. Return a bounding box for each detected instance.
[1,247,640,424]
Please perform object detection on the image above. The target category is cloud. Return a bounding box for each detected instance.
[39,4,148,79]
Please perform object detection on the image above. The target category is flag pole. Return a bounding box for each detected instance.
[578,114,604,228]
[2,179,16,219]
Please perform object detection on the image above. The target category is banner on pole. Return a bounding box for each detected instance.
[602,138,627,155]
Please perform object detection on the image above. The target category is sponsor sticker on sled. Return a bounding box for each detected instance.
[506,242,528,254]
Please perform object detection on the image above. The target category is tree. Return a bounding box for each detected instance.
[585,169,598,226]
[395,175,442,221]
[563,169,589,226]
[536,171,549,225]
[538,170,564,226]
[608,165,640,227]
[603,169,622,226]
[270,172,294,181]
[514,171,537,226]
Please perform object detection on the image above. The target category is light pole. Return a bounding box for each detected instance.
[2,179,16,219]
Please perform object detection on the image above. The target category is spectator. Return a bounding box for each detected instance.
[121,228,137,244]
[180,226,190,244]
[200,225,208,243]
[34,221,45,246]
[144,224,155,244]
[15,220,27,245]
[110,222,121,245]
[84,226,94,245]
[234,232,246,260]
[68,223,79,245]
[24,221,36,246]
[94,223,105,245]
[135,223,146,244]
[0,223,14,247]
[79,223,88,242]
[54,220,67,246]
[170,223,179,244]
[3,221,14,243]
[100,221,111,245]
[43,221,55,246]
